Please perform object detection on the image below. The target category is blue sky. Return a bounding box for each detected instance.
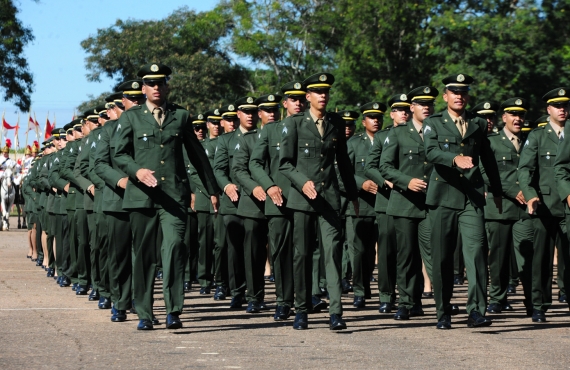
[1,0,219,147]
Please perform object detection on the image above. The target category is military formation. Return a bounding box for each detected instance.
[19,62,570,331]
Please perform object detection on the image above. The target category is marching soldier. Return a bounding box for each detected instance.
[388,93,411,126]
[472,101,500,133]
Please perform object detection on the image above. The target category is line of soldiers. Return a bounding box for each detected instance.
[20,62,570,331]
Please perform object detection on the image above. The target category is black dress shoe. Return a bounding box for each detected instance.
[229,295,245,309]
[166,313,182,329]
[502,303,513,311]
[89,289,100,301]
[274,306,291,321]
[27,255,31,259]
[152,316,160,325]
[130,300,137,314]
[183,281,191,292]
[111,310,127,322]
[56,276,62,285]
[486,303,502,313]
[531,309,547,322]
[310,296,328,313]
[379,302,393,313]
[269,275,275,283]
[410,305,425,317]
[467,311,492,328]
[60,276,71,287]
[213,286,227,300]
[98,297,111,309]
[76,285,88,295]
[436,314,452,329]
[293,312,308,330]
[246,301,261,313]
[341,279,353,294]
[451,304,460,315]
[314,287,328,298]
[36,260,43,266]
[559,293,567,303]
[370,276,377,282]
[259,302,269,310]
[329,314,347,330]
[453,274,464,285]
[393,307,410,320]
[156,270,163,280]
[71,283,78,291]
[422,291,434,298]
[137,319,153,330]
[507,285,516,294]
[46,268,54,278]
[199,287,211,295]
[353,296,365,308]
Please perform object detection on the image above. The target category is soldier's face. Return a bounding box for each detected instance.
[107,106,118,120]
[142,81,168,105]
[194,126,206,140]
[207,121,220,138]
[345,124,355,138]
[363,115,381,135]
[283,97,306,116]
[443,90,470,111]
[67,133,75,142]
[3,152,8,158]
[502,112,524,135]
[390,107,410,126]
[258,108,278,125]
[547,103,569,124]
[306,90,329,111]
[122,97,142,110]
[482,114,496,132]
[221,118,237,133]
[75,129,84,139]
[410,102,434,123]
[59,138,68,149]
[238,109,258,130]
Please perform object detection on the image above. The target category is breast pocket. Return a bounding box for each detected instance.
[496,153,513,169]
[403,146,419,165]
[539,149,555,167]
[299,139,315,158]
[136,132,155,149]
[438,136,456,152]
[355,156,367,173]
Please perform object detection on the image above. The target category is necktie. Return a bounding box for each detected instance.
[153,107,163,125]
[418,128,424,141]
[316,118,325,137]
[511,136,520,151]
[559,129,564,142]
[455,118,467,137]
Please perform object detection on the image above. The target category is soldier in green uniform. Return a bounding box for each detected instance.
[364,94,408,313]
[483,98,533,315]
[214,96,258,309]
[279,72,358,330]
[113,63,218,330]
[521,88,570,322]
[347,104,384,309]
[47,128,64,284]
[472,101,500,134]
[423,74,501,329]
[250,81,307,320]
[42,135,58,279]
[379,86,438,319]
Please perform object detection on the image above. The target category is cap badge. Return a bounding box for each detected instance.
[319,74,327,82]
[559,89,566,96]
[344,112,350,117]
[228,105,235,111]
[294,82,302,89]
[268,95,275,101]
[423,87,431,94]
[515,99,522,106]
[457,74,465,82]
[132,82,139,89]
[400,94,407,101]
[150,64,159,72]
[484,102,491,109]
[214,109,220,115]
[372,103,379,109]
[198,114,203,120]
[247,97,254,104]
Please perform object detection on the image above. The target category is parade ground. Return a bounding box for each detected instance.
[1,219,569,369]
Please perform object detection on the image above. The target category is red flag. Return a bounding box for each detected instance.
[26,116,39,132]
[44,118,53,140]
[2,117,17,130]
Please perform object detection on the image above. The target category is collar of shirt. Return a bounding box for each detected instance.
[367,133,374,143]
[447,109,466,122]
[412,118,423,133]
[145,100,166,112]
[502,127,520,142]
[549,120,564,135]
[309,110,326,123]
[238,125,248,134]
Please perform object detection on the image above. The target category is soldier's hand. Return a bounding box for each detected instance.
[493,196,502,213]
[516,191,526,205]
[190,193,196,212]
[454,155,474,169]
[385,180,393,189]
[63,183,70,193]
[352,200,360,217]
[253,186,266,201]
[136,168,157,187]
[211,194,219,213]
[87,185,95,196]
[362,180,378,194]
[117,177,128,189]
[408,178,427,192]
[267,186,283,206]
[225,184,239,202]
[52,187,57,193]
[567,194,570,208]
[302,180,317,199]
[527,197,540,214]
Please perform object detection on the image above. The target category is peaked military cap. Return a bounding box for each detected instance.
[535,114,549,127]
[205,109,223,122]
[442,74,474,92]
[388,93,411,108]
[542,87,570,105]
[235,96,258,111]
[408,86,439,104]
[117,79,144,98]
[219,104,238,118]
[472,101,499,115]
[360,102,387,117]
[338,110,359,125]
[71,118,83,131]
[83,107,99,120]
[303,72,335,90]
[137,63,172,83]
[105,91,124,109]
[500,97,529,113]
[96,103,108,118]
[281,81,307,97]
[51,128,61,139]
[63,122,74,134]
[255,94,282,109]
[192,113,207,125]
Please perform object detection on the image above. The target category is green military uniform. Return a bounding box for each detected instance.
[39,143,56,273]
[113,63,218,328]
[423,74,501,327]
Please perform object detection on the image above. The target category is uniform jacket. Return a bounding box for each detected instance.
[364,128,393,213]
[554,122,570,215]
[213,130,244,215]
[233,128,265,219]
[346,132,376,217]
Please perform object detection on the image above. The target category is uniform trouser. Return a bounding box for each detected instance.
[224,214,246,297]
[430,202,488,320]
[486,219,532,305]
[47,211,55,269]
[130,207,187,321]
[75,209,91,287]
[65,210,78,284]
[531,216,569,311]
[311,235,326,295]
[393,216,431,309]
[105,211,132,311]
[376,212,397,303]
[342,216,353,280]
[268,216,294,307]
[55,214,70,277]
[36,216,43,261]
[213,213,228,288]
[509,243,520,287]
[184,212,198,282]
[557,244,566,296]
[196,212,214,287]
[454,233,465,276]
[87,211,101,292]
[243,217,268,303]
[95,212,110,299]
[350,216,377,297]
[293,210,343,315]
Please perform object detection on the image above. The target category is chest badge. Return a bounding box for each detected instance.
[304,149,309,154]
[444,143,449,149]
[143,137,148,141]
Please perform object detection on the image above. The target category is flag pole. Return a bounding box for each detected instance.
[15,112,19,161]
[25,110,30,148]
[34,112,39,140]
[1,111,5,155]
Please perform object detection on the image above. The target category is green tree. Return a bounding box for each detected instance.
[0,0,35,112]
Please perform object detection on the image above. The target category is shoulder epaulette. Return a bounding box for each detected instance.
[243,129,258,136]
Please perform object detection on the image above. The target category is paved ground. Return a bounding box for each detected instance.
[1,218,570,369]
